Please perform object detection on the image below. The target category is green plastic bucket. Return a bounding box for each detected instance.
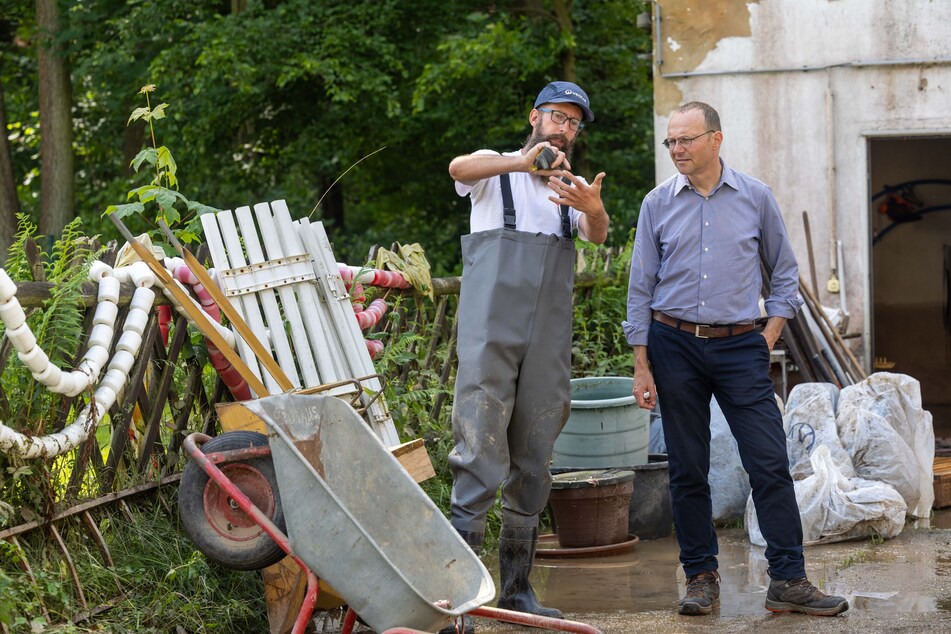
[552,377,650,468]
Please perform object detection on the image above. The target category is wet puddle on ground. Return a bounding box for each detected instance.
[472,507,951,631]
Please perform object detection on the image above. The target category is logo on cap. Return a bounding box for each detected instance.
[563,89,588,104]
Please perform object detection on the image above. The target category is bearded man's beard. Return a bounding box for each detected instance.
[524,123,575,162]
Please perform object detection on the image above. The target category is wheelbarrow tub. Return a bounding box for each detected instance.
[244,393,494,633]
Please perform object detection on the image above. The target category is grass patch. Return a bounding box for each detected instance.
[0,494,267,632]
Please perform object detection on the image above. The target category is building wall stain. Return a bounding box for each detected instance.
[654,0,760,115]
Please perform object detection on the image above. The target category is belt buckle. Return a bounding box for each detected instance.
[694,324,711,338]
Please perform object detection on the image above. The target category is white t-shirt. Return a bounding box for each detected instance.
[455,150,586,239]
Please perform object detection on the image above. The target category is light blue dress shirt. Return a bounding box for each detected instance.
[623,161,802,347]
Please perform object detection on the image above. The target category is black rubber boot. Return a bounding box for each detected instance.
[496,525,563,619]
[437,529,483,634]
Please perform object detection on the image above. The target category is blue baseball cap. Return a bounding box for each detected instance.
[534,81,594,122]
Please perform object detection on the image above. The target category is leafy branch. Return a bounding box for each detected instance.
[103,85,218,245]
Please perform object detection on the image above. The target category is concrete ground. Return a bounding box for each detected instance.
[470,509,951,634]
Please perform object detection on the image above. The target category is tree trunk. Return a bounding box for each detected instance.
[36,0,74,240]
[552,0,575,82]
[0,80,20,261]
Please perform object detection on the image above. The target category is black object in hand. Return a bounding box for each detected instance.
[534,147,557,171]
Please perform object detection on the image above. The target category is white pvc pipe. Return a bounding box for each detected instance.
[123,309,149,336]
[79,345,110,377]
[18,346,50,374]
[128,262,155,288]
[108,350,135,376]
[130,286,156,313]
[64,371,89,397]
[0,298,26,330]
[92,301,119,327]
[100,368,126,394]
[0,400,105,459]
[5,323,36,353]
[86,324,114,350]
[32,362,62,387]
[93,385,117,413]
[88,261,113,281]
[116,330,142,354]
[97,276,120,304]
[0,269,16,303]
[53,371,74,394]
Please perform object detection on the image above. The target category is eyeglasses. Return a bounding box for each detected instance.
[538,107,585,131]
[661,130,715,150]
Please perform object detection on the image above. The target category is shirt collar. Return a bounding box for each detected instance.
[674,159,739,195]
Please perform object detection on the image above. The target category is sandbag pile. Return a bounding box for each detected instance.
[747,373,934,546]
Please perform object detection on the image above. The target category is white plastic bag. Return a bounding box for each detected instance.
[782,383,854,480]
[746,445,907,546]
[837,406,920,515]
[709,397,751,523]
[836,373,935,517]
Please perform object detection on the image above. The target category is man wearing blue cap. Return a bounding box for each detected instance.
[440,81,608,633]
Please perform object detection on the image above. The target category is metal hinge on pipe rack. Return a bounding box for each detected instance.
[219,254,316,297]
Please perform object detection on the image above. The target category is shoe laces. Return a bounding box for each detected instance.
[685,571,718,596]
[783,577,825,598]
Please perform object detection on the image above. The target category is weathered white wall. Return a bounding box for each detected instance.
[650,0,951,368]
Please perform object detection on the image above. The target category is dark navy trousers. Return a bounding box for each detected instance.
[648,320,805,580]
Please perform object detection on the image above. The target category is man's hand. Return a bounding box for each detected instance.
[633,346,656,410]
[549,170,609,243]
[760,316,787,351]
[528,142,571,175]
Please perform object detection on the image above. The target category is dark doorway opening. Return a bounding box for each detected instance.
[870,136,951,441]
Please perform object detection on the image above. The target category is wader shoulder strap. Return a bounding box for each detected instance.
[559,177,572,240]
[499,172,573,240]
[500,173,517,230]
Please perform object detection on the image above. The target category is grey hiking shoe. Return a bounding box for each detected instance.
[678,570,720,615]
[765,577,849,616]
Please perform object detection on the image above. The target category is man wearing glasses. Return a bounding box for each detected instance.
[623,102,848,617]
[442,81,608,633]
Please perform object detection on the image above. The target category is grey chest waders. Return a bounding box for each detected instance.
[448,172,576,533]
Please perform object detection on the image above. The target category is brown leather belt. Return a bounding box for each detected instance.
[652,311,756,339]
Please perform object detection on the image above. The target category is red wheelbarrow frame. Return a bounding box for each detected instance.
[183,432,603,634]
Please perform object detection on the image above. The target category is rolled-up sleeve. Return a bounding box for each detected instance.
[760,187,803,318]
[622,196,660,346]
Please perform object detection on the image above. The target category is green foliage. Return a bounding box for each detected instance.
[6,0,654,272]
[0,215,101,523]
[571,233,636,377]
[103,85,219,246]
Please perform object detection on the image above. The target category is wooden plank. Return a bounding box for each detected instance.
[390,438,436,483]
[135,312,189,474]
[202,211,273,395]
[933,456,951,475]
[934,457,951,509]
[101,314,161,493]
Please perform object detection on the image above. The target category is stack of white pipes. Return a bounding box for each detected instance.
[0,261,159,459]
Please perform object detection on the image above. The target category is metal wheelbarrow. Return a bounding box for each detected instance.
[180,392,602,633]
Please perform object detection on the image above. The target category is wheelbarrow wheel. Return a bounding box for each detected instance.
[179,431,287,571]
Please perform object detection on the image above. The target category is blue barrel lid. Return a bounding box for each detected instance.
[550,469,636,489]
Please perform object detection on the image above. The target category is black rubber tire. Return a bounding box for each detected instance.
[178,431,286,571]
